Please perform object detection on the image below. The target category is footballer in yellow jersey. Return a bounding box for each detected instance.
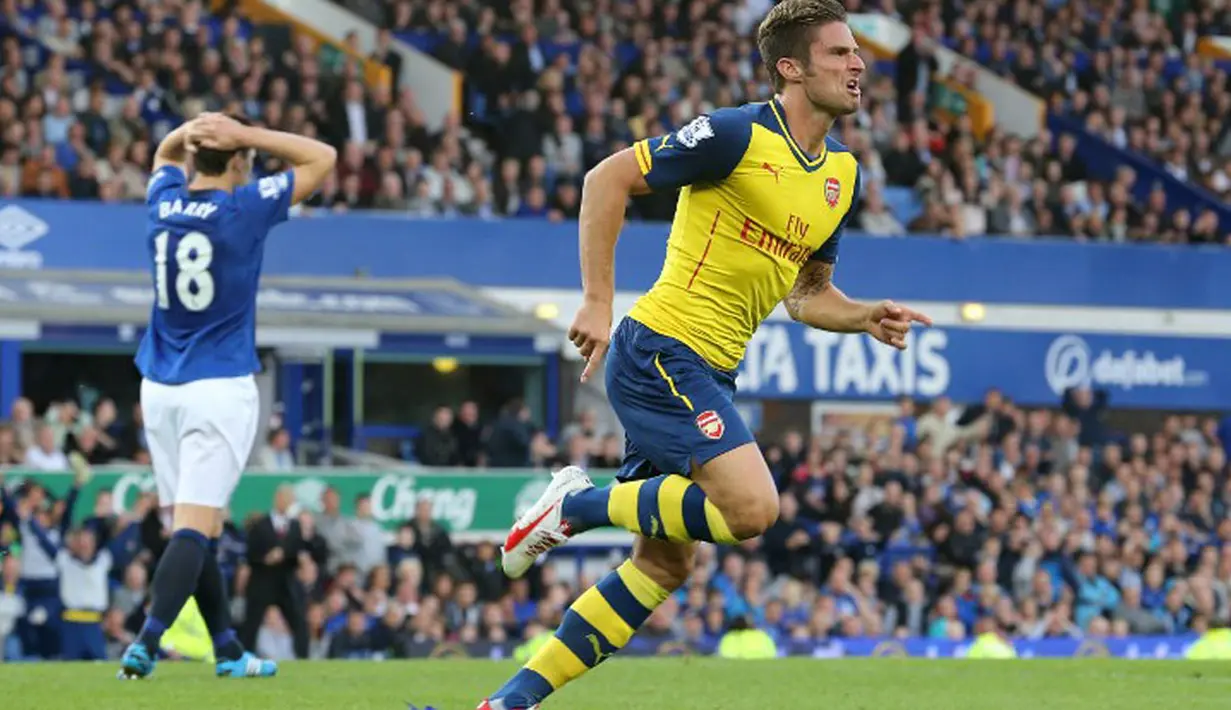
[482,2,931,708]
[628,98,862,372]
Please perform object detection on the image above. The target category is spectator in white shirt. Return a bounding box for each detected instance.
[255,428,295,471]
[342,80,369,146]
[350,495,388,579]
[40,14,81,58]
[421,149,464,204]
[45,400,84,451]
[25,424,69,471]
[255,607,297,661]
[542,114,584,178]
[111,562,148,618]
[916,397,987,461]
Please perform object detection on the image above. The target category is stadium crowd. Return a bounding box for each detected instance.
[932,0,1231,204]
[0,0,1228,244]
[0,0,1229,666]
[3,386,1231,661]
[0,395,296,472]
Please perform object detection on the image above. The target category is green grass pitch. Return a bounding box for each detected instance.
[3,658,1230,709]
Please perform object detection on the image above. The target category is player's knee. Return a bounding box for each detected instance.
[632,543,696,591]
[722,491,779,541]
[693,444,779,541]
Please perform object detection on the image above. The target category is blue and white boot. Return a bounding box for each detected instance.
[117,642,156,680]
[215,651,278,678]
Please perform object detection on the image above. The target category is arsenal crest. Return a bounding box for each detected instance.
[695,410,725,440]
[824,177,841,208]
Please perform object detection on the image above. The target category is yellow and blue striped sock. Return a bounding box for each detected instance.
[561,474,739,544]
[490,560,669,708]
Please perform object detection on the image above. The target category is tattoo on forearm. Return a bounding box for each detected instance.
[784,262,833,320]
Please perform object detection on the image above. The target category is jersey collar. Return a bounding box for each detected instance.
[769,97,829,171]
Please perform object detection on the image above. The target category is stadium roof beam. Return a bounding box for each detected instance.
[0,269,563,347]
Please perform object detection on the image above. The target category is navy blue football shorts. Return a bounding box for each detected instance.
[605,317,755,482]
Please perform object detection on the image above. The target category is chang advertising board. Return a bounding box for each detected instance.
[8,469,618,536]
[737,323,1228,409]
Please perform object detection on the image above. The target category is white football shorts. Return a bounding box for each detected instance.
[142,374,260,509]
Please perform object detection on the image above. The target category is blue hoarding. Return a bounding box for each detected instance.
[738,323,1229,409]
[1,200,1229,309]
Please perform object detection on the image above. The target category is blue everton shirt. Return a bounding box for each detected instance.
[135,165,295,384]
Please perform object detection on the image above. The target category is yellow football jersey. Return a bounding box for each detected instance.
[629,99,862,371]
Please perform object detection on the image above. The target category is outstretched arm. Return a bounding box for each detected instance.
[784,260,932,349]
[59,484,81,537]
[783,261,867,333]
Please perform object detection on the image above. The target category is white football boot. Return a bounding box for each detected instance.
[501,465,594,579]
[477,699,540,710]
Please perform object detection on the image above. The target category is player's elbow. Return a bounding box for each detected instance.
[323,143,338,166]
[783,295,805,324]
[582,159,612,195]
[316,144,338,173]
[291,146,339,203]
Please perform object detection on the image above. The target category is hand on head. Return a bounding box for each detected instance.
[186,112,248,153]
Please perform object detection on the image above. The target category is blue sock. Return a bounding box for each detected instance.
[197,539,245,661]
[195,541,243,659]
[211,629,245,662]
[560,487,614,534]
[138,528,208,651]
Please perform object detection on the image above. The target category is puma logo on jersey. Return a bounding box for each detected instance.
[761,162,783,183]
[158,199,219,220]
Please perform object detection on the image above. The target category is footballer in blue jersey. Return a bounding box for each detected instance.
[119,113,336,681]
[134,159,292,384]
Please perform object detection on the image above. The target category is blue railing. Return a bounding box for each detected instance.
[1049,115,1231,233]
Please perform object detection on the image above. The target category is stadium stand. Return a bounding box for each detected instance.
[927,0,1231,242]
[1,0,1228,243]
[1,0,1231,669]
[4,391,1231,659]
